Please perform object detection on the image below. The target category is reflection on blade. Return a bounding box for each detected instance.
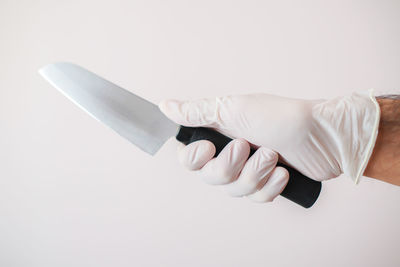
[39,62,179,155]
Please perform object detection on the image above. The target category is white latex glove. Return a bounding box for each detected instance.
[159,90,380,202]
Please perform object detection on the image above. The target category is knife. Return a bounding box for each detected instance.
[39,62,321,208]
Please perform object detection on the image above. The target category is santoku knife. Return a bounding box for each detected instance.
[39,62,321,208]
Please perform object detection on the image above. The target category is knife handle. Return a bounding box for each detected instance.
[175,126,321,208]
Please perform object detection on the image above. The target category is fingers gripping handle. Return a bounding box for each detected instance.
[176,126,322,208]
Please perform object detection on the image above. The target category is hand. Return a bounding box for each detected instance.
[159,90,380,202]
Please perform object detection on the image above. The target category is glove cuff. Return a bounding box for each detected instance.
[350,89,381,184]
[312,89,380,183]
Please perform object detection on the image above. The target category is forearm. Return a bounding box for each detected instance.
[363,95,400,185]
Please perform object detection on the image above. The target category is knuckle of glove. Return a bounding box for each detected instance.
[178,141,215,170]
[249,166,289,203]
[202,139,249,185]
[204,163,236,185]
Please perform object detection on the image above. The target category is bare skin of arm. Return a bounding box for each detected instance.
[363,95,400,186]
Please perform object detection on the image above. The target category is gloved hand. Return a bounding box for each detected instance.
[159,90,380,202]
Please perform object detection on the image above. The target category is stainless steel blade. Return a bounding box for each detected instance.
[39,62,179,155]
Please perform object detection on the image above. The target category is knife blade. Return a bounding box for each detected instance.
[39,62,321,208]
[39,62,179,155]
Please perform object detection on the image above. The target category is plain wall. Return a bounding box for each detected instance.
[0,0,399,266]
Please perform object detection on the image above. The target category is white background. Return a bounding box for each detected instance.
[1,0,399,266]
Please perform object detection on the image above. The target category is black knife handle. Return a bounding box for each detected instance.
[175,126,321,208]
